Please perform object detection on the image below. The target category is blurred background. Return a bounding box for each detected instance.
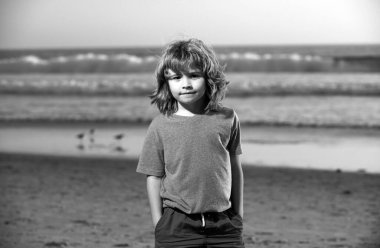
[0,0,380,172]
[1,1,380,247]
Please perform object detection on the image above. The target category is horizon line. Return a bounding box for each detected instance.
[1,43,380,51]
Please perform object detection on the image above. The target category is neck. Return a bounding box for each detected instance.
[176,98,208,116]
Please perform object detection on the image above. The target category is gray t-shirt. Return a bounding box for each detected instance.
[136,107,242,214]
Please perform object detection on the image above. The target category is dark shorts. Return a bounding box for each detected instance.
[155,207,244,248]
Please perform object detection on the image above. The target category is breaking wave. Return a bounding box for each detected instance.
[1,73,379,96]
[1,50,379,73]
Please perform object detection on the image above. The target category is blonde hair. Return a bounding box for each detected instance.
[150,38,229,115]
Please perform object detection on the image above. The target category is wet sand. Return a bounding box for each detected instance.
[1,122,380,173]
[1,152,379,248]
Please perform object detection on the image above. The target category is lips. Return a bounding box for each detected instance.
[180,91,196,95]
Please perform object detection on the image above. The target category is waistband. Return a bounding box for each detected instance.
[164,207,237,228]
[165,207,235,219]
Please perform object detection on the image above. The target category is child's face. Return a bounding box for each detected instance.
[166,68,207,109]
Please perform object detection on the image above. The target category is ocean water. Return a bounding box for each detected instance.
[1,44,380,127]
[1,94,380,129]
[1,44,380,73]
[1,73,380,128]
[1,73,380,96]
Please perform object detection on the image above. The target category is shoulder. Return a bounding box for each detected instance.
[214,106,239,120]
[149,114,168,128]
[144,115,170,145]
[208,106,240,129]
[146,114,169,135]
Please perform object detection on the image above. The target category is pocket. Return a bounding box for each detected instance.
[235,211,243,222]
[155,208,186,240]
[229,208,243,220]
[225,208,243,230]
[154,208,168,233]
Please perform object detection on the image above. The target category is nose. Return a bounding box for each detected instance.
[181,76,192,89]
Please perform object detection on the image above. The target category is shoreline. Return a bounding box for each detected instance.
[1,122,380,174]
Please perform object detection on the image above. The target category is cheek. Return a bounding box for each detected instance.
[198,80,207,94]
[168,82,179,96]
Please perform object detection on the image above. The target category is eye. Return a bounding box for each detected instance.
[190,73,202,79]
[169,74,182,81]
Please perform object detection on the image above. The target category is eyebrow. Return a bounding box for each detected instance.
[187,70,202,74]
[165,69,202,77]
[166,74,180,80]
[164,69,177,77]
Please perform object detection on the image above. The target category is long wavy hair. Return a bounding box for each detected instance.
[150,38,229,116]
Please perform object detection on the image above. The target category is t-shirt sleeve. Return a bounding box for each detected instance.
[227,111,243,155]
[136,120,165,177]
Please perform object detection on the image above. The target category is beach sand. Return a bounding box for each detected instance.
[0,152,379,248]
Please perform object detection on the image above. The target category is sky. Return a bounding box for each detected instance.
[0,0,379,49]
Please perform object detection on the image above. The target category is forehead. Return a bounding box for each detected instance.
[165,67,202,75]
[163,51,204,74]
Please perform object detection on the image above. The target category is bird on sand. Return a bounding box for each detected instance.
[112,133,125,151]
[89,128,95,145]
[76,133,85,140]
[114,133,125,146]
[76,132,85,150]
[114,133,125,140]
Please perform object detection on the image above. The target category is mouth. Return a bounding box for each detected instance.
[180,91,196,95]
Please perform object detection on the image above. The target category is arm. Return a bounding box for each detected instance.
[230,154,244,218]
[147,175,163,228]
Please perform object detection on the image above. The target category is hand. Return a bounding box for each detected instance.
[153,214,162,228]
